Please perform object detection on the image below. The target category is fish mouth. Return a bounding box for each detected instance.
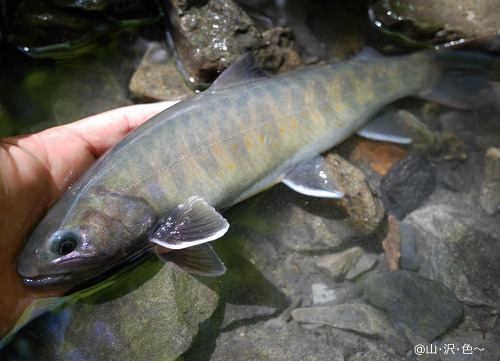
[22,273,74,289]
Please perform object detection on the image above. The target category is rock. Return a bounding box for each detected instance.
[405,205,500,307]
[292,302,399,340]
[398,221,420,271]
[380,155,436,220]
[162,0,262,86]
[2,260,219,360]
[480,148,500,215]
[311,283,362,305]
[255,27,303,74]
[382,215,401,271]
[272,153,385,252]
[221,303,279,330]
[129,41,194,101]
[211,319,344,361]
[364,270,463,343]
[316,247,378,281]
[51,61,132,125]
[370,0,500,44]
[349,349,404,361]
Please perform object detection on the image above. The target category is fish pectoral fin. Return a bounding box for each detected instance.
[357,108,414,144]
[149,196,229,250]
[156,244,226,277]
[282,156,344,198]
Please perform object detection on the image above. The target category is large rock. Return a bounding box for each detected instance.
[2,260,219,361]
[162,0,262,85]
[363,270,463,343]
[405,205,500,307]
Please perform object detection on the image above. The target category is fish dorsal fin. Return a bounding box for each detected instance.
[357,108,414,144]
[149,196,229,249]
[209,53,269,92]
[282,156,344,198]
[155,243,226,276]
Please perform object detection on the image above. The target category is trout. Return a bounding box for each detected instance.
[17,50,496,289]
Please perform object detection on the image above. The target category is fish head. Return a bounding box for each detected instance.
[17,189,157,289]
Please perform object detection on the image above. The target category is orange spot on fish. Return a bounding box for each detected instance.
[291,120,297,129]
[231,143,238,151]
[246,139,252,148]
[279,128,285,135]
[229,162,235,170]
[212,145,220,153]
[259,135,265,143]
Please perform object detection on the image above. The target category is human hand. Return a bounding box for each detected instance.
[0,101,178,338]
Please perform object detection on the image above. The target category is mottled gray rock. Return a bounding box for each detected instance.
[274,153,385,252]
[399,222,420,271]
[255,27,303,74]
[316,247,378,281]
[480,147,500,215]
[292,302,399,340]
[163,0,262,85]
[6,260,219,361]
[52,61,132,125]
[129,41,194,101]
[364,270,463,343]
[311,283,362,305]
[349,349,404,361]
[370,0,500,44]
[211,319,343,361]
[405,205,500,307]
[381,155,436,220]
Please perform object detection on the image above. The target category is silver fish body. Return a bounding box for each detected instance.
[16,51,495,288]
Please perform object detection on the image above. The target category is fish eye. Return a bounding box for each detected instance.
[53,232,79,256]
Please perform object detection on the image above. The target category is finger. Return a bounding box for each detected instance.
[63,101,180,157]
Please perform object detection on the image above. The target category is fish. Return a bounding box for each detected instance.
[17,49,496,289]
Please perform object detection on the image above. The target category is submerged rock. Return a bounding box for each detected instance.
[380,155,436,220]
[363,270,463,343]
[370,0,500,44]
[162,0,262,86]
[211,319,343,361]
[316,247,378,281]
[129,41,194,101]
[3,261,219,361]
[405,205,500,308]
[480,147,500,215]
[292,302,401,341]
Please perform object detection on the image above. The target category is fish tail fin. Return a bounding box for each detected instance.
[417,50,498,109]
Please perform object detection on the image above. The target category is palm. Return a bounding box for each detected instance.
[0,102,174,338]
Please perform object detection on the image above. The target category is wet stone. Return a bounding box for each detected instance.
[255,27,303,74]
[316,247,378,281]
[405,205,500,307]
[311,283,362,305]
[129,41,194,101]
[480,147,500,215]
[163,0,262,85]
[363,270,463,343]
[370,0,500,44]
[398,221,420,271]
[380,155,436,220]
[211,319,344,361]
[51,61,132,125]
[4,262,219,361]
[291,302,400,341]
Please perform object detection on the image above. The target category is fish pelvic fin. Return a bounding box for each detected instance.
[417,50,498,109]
[156,243,226,277]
